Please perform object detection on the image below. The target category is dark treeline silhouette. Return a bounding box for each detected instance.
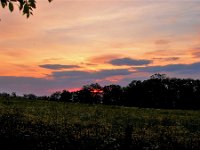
[1,73,200,110]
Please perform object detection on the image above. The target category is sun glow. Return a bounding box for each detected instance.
[91,89,103,94]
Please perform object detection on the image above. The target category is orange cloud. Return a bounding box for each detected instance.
[88,54,121,64]
[189,47,200,58]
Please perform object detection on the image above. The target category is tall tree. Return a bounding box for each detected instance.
[77,83,103,104]
[103,85,123,105]
[123,80,143,107]
[60,90,72,102]
[50,91,61,101]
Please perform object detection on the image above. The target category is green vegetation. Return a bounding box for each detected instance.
[0,97,200,149]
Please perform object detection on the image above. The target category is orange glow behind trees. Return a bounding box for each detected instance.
[91,89,103,94]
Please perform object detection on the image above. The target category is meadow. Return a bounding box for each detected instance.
[0,97,200,149]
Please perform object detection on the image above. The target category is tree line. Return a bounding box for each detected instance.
[1,74,200,110]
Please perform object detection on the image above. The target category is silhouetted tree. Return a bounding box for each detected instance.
[71,91,79,103]
[178,79,196,109]
[0,0,52,17]
[37,96,49,101]
[50,91,61,101]
[103,85,123,105]
[0,92,10,100]
[77,83,103,104]
[60,90,72,102]
[142,76,170,108]
[193,79,200,109]
[11,92,16,98]
[150,73,167,80]
[123,80,143,107]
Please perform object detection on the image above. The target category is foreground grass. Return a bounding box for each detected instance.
[0,98,200,149]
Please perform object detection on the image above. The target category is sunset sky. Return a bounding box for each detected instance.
[0,0,200,95]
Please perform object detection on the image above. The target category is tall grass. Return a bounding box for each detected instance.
[0,98,200,149]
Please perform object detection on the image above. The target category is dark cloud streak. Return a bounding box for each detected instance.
[109,58,152,66]
[137,62,200,74]
[52,69,132,79]
[39,64,80,70]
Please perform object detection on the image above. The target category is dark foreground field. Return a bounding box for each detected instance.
[0,98,200,150]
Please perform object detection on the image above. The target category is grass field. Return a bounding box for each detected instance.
[0,97,200,149]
